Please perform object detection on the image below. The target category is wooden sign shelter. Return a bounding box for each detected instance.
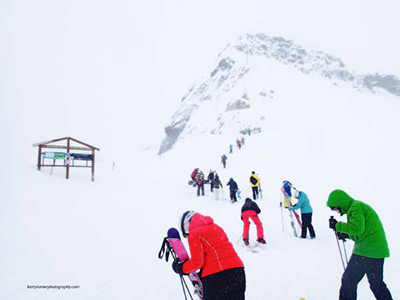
[33,137,100,181]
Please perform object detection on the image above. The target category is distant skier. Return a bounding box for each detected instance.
[173,211,246,300]
[229,144,233,154]
[290,190,315,239]
[195,171,205,196]
[226,177,239,203]
[212,174,223,201]
[191,168,199,182]
[221,154,228,168]
[241,198,266,245]
[249,171,260,200]
[236,139,242,149]
[207,170,215,192]
[241,136,245,145]
[327,189,393,300]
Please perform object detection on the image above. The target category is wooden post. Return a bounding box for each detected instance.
[37,146,42,170]
[91,149,95,182]
[66,138,70,179]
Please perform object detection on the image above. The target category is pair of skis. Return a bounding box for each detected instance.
[158,228,203,300]
[258,182,263,199]
[281,187,302,237]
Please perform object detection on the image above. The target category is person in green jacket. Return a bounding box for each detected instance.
[327,189,393,300]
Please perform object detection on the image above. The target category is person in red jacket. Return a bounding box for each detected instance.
[173,211,246,300]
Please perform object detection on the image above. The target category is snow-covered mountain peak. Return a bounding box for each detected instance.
[159,33,400,155]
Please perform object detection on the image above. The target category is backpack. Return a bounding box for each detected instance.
[250,176,258,185]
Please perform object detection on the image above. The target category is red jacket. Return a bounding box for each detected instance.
[182,213,244,277]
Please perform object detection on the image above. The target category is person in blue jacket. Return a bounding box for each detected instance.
[282,180,296,208]
[282,180,293,196]
[221,154,228,168]
[290,191,316,239]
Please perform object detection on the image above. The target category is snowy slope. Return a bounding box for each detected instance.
[1,44,400,300]
[159,33,400,154]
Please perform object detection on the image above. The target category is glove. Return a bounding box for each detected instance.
[329,217,338,230]
[337,232,349,241]
[172,260,186,275]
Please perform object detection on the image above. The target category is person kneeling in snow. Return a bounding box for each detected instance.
[173,211,246,300]
[241,198,266,245]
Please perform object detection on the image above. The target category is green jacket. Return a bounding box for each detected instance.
[327,189,389,258]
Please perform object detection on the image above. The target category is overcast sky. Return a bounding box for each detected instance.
[1,0,399,148]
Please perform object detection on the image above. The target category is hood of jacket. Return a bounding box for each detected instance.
[327,189,355,215]
[189,213,214,232]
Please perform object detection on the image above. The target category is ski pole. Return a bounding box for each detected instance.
[179,275,188,300]
[179,274,194,300]
[280,201,284,232]
[330,216,348,270]
[333,231,347,270]
[342,239,349,265]
[236,234,243,245]
[334,232,346,271]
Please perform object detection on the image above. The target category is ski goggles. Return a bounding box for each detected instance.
[330,206,342,214]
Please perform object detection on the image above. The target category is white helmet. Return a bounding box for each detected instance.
[180,211,195,238]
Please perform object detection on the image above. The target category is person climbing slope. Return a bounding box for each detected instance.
[327,189,393,300]
[227,177,239,203]
[173,211,246,300]
[249,171,260,200]
[241,198,266,245]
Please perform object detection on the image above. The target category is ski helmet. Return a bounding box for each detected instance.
[294,190,300,198]
[180,210,195,238]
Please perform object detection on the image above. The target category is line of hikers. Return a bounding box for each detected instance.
[189,168,262,202]
[175,187,393,300]
[229,137,246,154]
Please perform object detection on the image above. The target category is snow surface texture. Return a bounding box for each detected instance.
[1,34,399,300]
[159,33,400,154]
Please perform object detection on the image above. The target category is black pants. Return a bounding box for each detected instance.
[300,213,316,238]
[197,184,204,196]
[230,190,237,202]
[202,267,246,300]
[252,187,259,200]
[222,161,226,168]
[340,254,392,300]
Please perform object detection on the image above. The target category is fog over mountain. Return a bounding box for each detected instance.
[159,33,400,154]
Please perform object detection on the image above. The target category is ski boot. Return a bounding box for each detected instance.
[257,238,266,245]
